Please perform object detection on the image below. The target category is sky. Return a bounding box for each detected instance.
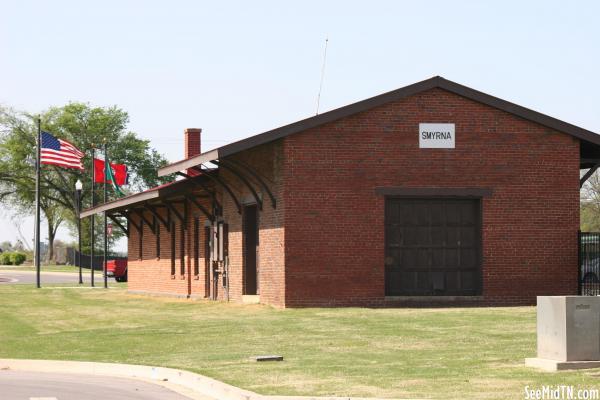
[1,0,599,249]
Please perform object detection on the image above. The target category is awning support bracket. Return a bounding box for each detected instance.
[581,164,600,188]
[135,209,156,234]
[164,201,186,227]
[191,166,241,214]
[107,214,129,237]
[176,171,222,212]
[144,203,171,232]
[212,160,263,210]
[118,211,140,233]
[185,193,214,221]
[221,158,276,209]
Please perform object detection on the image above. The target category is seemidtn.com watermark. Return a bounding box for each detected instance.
[524,385,599,400]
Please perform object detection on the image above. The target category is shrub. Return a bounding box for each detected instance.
[0,252,13,265]
[10,252,26,266]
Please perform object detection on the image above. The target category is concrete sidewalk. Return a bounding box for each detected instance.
[0,359,408,400]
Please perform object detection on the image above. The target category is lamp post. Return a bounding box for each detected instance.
[75,179,83,285]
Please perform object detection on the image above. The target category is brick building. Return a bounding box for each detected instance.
[81,76,600,307]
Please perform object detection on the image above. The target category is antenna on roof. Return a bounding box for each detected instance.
[315,36,329,115]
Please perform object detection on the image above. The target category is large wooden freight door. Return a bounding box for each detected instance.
[385,198,481,296]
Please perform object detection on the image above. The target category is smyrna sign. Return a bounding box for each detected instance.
[419,123,455,148]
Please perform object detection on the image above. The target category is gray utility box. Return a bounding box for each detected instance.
[537,296,600,361]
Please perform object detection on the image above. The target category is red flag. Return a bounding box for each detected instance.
[93,158,128,185]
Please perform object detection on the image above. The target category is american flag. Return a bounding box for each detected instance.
[40,131,85,170]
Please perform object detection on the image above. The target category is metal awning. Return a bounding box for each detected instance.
[80,180,192,218]
[80,190,159,218]
[80,171,218,224]
[79,173,217,270]
[80,157,277,242]
[157,149,218,177]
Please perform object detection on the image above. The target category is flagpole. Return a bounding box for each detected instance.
[90,146,95,287]
[103,141,108,289]
[34,117,41,289]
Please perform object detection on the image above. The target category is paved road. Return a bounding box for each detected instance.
[0,270,110,285]
[0,370,194,400]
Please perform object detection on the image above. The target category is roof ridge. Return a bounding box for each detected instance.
[158,77,600,177]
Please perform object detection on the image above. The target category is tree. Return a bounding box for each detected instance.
[0,103,172,260]
[581,171,600,232]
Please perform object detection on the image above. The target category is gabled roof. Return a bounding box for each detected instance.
[158,76,600,177]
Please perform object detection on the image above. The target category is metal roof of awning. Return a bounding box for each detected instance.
[158,149,219,178]
[80,189,159,218]
[79,178,208,219]
[80,160,277,237]
[79,175,217,239]
[157,76,600,178]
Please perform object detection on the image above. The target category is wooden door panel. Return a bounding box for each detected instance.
[385,198,481,296]
[243,205,258,295]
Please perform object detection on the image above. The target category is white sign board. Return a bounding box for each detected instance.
[419,123,455,148]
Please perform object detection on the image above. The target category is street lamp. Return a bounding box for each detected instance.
[75,179,83,285]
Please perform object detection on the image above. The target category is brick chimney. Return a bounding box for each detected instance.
[184,128,201,176]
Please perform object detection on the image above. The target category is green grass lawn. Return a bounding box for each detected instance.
[0,285,597,399]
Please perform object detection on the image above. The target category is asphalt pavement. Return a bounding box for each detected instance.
[0,370,193,400]
[0,270,106,285]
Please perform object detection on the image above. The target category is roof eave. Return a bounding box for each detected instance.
[156,76,600,177]
[80,190,160,218]
[437,77,600,147]
[157,149,219,177]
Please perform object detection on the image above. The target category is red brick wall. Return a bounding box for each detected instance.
[126,143,286,307]
[282,87,580,307]
[127,194,213,298]
[219,142,285,307]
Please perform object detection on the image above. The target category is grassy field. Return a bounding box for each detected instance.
[0,285,597,399]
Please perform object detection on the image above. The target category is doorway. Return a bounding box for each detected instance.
[243,204,259,295]
[385,198,481,296]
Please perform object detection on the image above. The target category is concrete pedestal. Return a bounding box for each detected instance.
[525,296,600,371]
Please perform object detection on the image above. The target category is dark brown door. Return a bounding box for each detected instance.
[385,198,481,296]
[243,204,259,295]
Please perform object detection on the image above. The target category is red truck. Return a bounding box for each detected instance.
[106,259,128,282]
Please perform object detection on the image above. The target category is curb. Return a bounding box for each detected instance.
[0,359,406,400]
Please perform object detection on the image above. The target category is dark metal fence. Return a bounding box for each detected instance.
[579,232,600,295]
[65,247,127,271]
